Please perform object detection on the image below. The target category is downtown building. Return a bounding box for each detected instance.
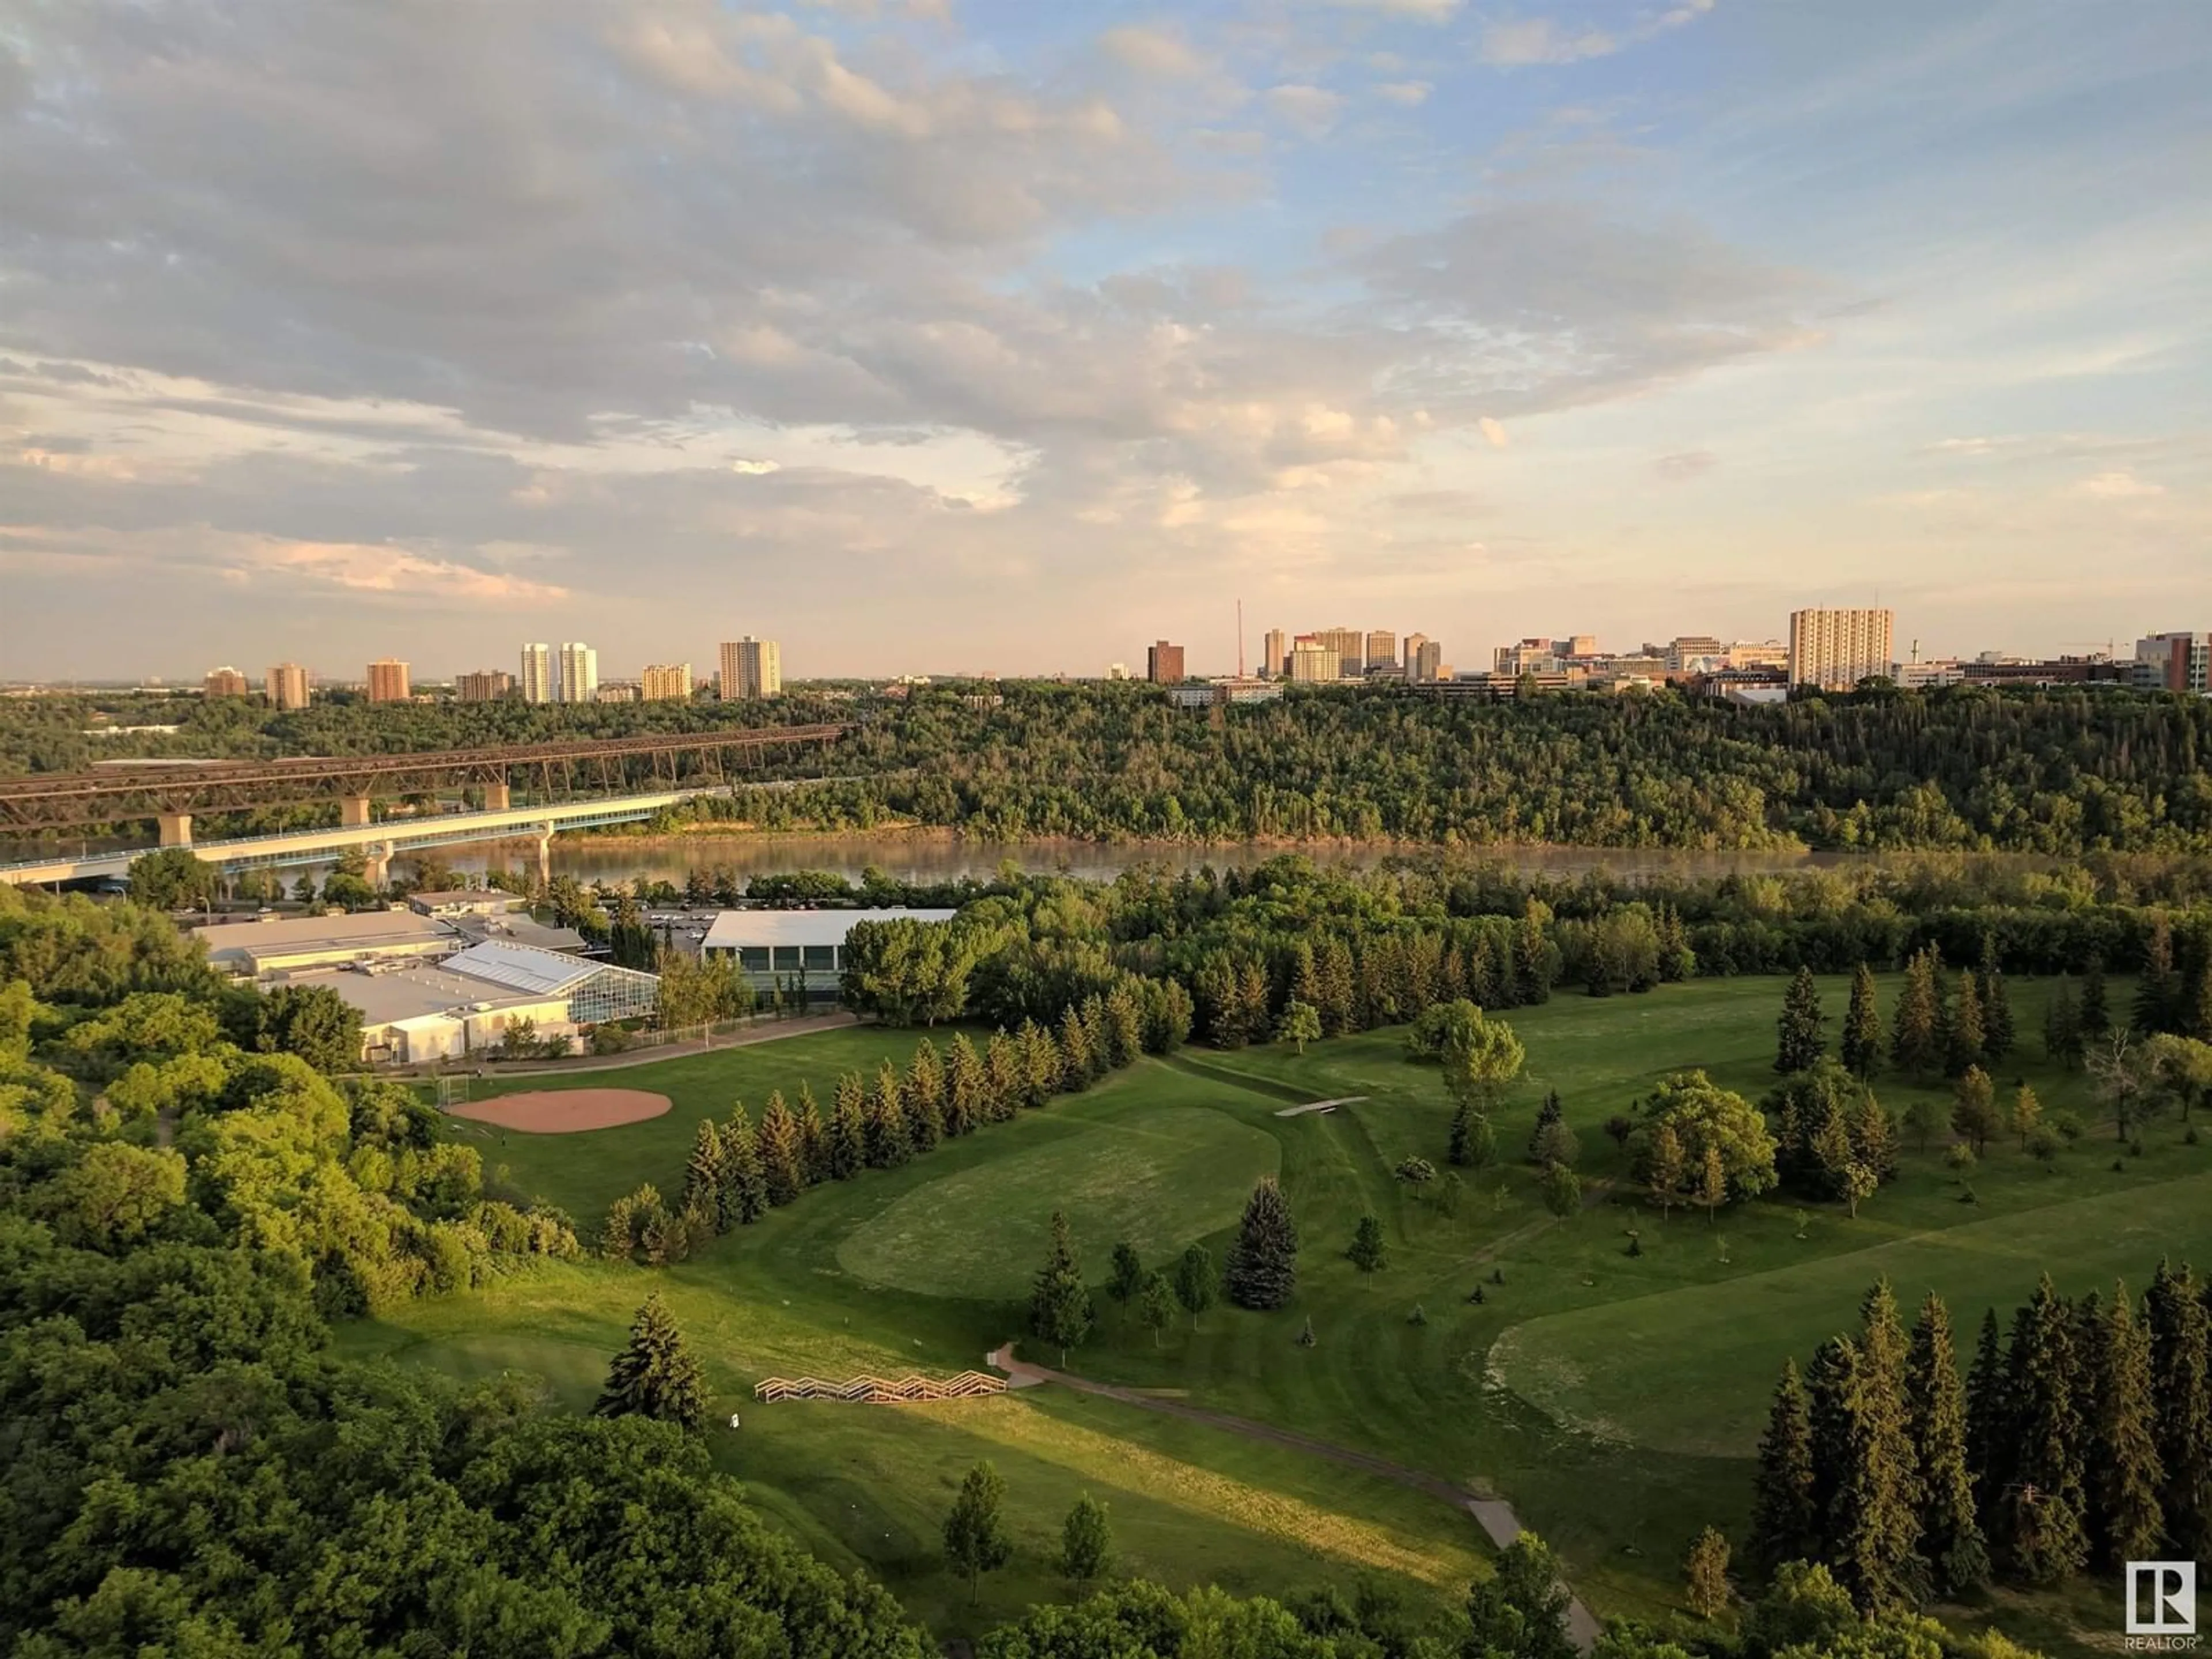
[2135,632,2211,693]
[640,662,694,701]
[1787,608,1895,691]
[457,669,514,702]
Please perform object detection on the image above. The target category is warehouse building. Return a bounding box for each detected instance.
[700,907,958,990]
[195,909,459,975]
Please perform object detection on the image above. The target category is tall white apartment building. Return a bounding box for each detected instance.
[718,637,782,700]
[1787,608,1895,691]
[556,641,598,703]
[519,643,553,704]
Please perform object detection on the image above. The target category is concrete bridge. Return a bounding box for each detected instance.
[0,787,721,887]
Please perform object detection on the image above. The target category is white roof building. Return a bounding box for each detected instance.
[702,907,959,978]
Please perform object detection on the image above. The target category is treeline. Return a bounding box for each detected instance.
[1746,1268,2211,1616]
[599,986,1190,1259]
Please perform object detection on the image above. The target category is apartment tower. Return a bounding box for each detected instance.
[1261,628,1287,678]
[1146,641,1185,684]
[640,662,694,702]
[556,642,598,703]
[1787,608,1895,691]
[457,669,514,703]
[1365,631,1397,671]
[718,637,782,700]
[365,659,411,703]
[519,643,553,704]
[265,662,311,710]
[203,666,250,697]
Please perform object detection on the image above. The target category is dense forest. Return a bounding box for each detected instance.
[10,681,2212,854]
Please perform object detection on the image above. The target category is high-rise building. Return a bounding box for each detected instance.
[1287,644,1339,683]
[1261,628,1287,678]
[640,662,694,702]
[365,659,411,703]
[457,669,514,702]
[1146,641,1185,684]
[1365,630,1397,671]
[1787,609,1895,690]
[1564,634,1599,658]
[519,643,553,704]
[1319,627,1363,678]
[718,637,782,700]
[203,666,250,697]
[265,662,310,710]
[1412,639,1443,683]
[1665,636,1726,674]
[1107,662,1129,681]
[2135,632,2211,694]
[556,642,598,703]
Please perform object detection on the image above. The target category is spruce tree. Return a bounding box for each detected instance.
[1056,1005,1094,1090]
[1528,1090,1564,1162]
[944,1032,984,1136]
[1225,1175,1299,1310]
[2136,916,2177,1036]
[1028,1210,1094,1365]
[986,1029,1024,1120]
[1906,1293,1990,1596]
[1102,984,1143,1068]
[796,1084,828,1184]
[593,1294,709,1430]
[1948,972,1986,1077]
[2188,960,2212,1042]
[1849,1092,1897,1183]
[2043,976,2084,1070]
[865,1060,911,1168]
[1997,1277,2090,1585]
[1976,935,2015,1062]
[2080,960,2112,1040]
[2089,1282,2165,1569]
[1805,1335,1860,1559]
[1891,949,1942,1079]
[1951,1066,1999,1155]
[2144,1260,2212,1565]
[1019,1018,1060,1108]
[681,1118,727,1230]
[721,1101,767,1226]
[907,1039,945,1152]
[1747,1358,1819,1577]
[756,1091,804,1207]
[1777,967,1827,1073]
[1346,1214,1387,1283]
[1828,1280,1930,1615]
[828,1074,866,1179]
[1318,934,1357,1033]
[1467,933,1502,1009]
[1448,1101,1494,1169]
[1964,1305,2010,1512]
[1515,902,1551,1005]
[1843,964,1883,1079]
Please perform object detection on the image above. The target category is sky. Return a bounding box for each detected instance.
[2,0,2207,682]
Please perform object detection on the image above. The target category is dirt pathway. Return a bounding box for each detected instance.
[402,1012,861,1081]
[984,1343,1601,1652]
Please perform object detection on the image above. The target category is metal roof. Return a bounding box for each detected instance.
[702,907,960,950]
[438,938,600,997]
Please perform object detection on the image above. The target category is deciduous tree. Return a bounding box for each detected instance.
[943,1461,1013,1604]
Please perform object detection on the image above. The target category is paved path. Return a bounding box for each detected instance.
[1272,1095,1368,1118]
[984,1344,1601,1652]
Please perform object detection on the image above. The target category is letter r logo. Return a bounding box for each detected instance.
[2128,1562,2196,1635]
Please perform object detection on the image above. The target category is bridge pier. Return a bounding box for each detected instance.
[157,811,193,847]
[483,779,511,812]
[363,839,396,888]
[535,824,554,887]
[340,795,374,828]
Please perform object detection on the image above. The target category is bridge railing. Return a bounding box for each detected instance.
[752,1372,1007,1404]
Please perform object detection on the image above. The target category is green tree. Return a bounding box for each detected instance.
[864,1060,911,1168]
[2144,1260,2212,1565]
[593,1294,710,1431]
[906,1037,946,1152]
[942,1031,985,1136]
[2010,1084,2041,1150]
[1964,1306,2010,1514]
[720,1102,767,1226]
[1842,963,1883,1079]
[2088,1282,2165,1569]
[681,1118,728,1231]
[1542,1160,1583,1220]
[1058,1493,1112,1585]
[1891,948,1943,1079]
[41,1141,188,1250]
[1438,1001,1527,1113]
[1901,1095,1943,1153]
[2080,959,2112,1040]
[1950,1066,1999,1154]
[1346,1214,1387,1283]
[2043,975,2084,1070]
[1449,1101,1496,1169]
[1137,1271,1176,1347]
[1996,1277,2090,1585]
[1977,935,2016,1061]
[1946,970,1986,1076]
[1275,998,1322,1055]
[827,1074,866,1179]
[1630,1071,1778,1210]
[756,1090,804,1206]
[841,916,978,1025]
[1225,1175,1299,1310]
[1513,902,1553,1006]
[1828,1281,1930,1615]
[1107,1241,1144,1316]
[1646,1120,1686,1221]
[1684,1526,1732,1619]
[1173,1242,1216,1330]
[1906,1293,1989,1596]
[942,1461,1013,1605]
[2135,915,2177,1035]
[127,846,218,911]
[250,982,364,1073]
[1747,1358,1819,1576]
[1777,966,1826,1073]
[1028,1210,1094,1365]
[1465,1532,1576,1659]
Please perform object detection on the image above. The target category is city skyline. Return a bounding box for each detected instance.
[2,3,2207,679]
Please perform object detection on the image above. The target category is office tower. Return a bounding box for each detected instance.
[1319,626,1364,677]
[365,659,411,703]
[555,642,598,703]
[203,666,250,697]
[1260,628,1287,678]
[1787,608,1895,690]
[1665,636,1725,673]
[1412,639,1442,683]
[1287,643,1340,683]
[1402,633,1429,680]
[2135,632,2211,693]
[457,669,514,702]
[1365,630,1397,671]
[718,637,782,700]
[640,662,694,701]
[265,662,311,710]
[1564,634,1599,658]
[519,643,553,704]
[1146,641,1185,683]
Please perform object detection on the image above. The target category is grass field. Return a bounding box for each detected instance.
[346,972,2212,1653]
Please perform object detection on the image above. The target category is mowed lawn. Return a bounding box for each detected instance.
[360,972,2210,1652]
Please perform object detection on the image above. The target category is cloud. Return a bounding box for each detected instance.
[1374,80,1433,105]
[1310,0,1463,20]
[1479,418,1509,448]
[1656,449,1718,481]
[2076,469,2165,498]
[1264,84,1348,138]
[1481,0,1714,67]
[729,457,782,475]
[1100,25,1205,78]
[258,539,573,603]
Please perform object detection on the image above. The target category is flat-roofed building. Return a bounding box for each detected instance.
[1788,608,1895,690]
[196,908,457,975]
[1319,627,1363,677]
[2135,632,2211,694]
[266,662,311,710]
[702,907,958,991]
[719,637,782,699]
[1146,641,1185,683]
[204,666,250,697]
[407,889,528,918]
[556,642,597,703]
[641,662,692,700]
[366,659,411,703]
[519,644,552,703]
[1261,628,1287,677]
[1286,643,1339,682]
[457,669,513,702]
[1365,630,1396,671]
